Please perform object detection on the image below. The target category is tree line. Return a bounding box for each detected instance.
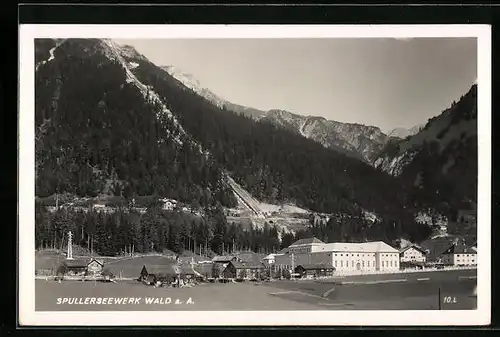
[35,202,285,257]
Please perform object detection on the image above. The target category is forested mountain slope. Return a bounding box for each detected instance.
[374,84,477,220]
[35,38,236,208]
[116,40,434,242]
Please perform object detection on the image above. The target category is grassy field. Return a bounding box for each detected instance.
[35,280,324,311]
[35,268,477,311]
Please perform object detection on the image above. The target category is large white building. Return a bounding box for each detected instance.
[275,237,400,273]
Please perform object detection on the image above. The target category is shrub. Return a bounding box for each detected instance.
[56,263,68,276]
[101,268,114,279]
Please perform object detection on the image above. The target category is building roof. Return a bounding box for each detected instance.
[399,245,428,255]
[236,252,266,264]
[229,261,264,269]
[64,259,89,268]
[295,263,335,270]
[143,264,177,277]
[290,237,325,246]
[212,255,236,263]
[313,241,398,253]
[88,258,104,266]
[442,242,477,255]
[278,247,289,254]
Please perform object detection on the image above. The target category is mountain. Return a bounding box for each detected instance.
[261,110,390,162]
[374,84,477,221]
[34,38,441,256]
[387,124,423,140]
[35,38,236,207]
[161,65,392,163]
[162,65,266,120]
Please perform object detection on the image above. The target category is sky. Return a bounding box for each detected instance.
[114,38,477,132]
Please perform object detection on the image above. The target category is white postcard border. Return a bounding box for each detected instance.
[19,24,491,326]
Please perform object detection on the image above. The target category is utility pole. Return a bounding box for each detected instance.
[438,287,441,310]
[67,231,73,260]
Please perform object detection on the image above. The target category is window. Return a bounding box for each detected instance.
[340,261,343,267]
[352,261,354,267]
[340,254,343,257]
[335,254,337,257]
[362,261,365,267]
[335,261,337,267]
[357,254,359,257]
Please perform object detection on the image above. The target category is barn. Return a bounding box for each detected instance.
[139,264,177,285]
[222,261,264,280]
[62,259,88,276]
[294,264,335,278]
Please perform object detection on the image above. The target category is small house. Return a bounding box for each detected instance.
[263,254,277,266]
[86,258,104,276]
[399,245,427,264]
[294,264,335,278]
[63,259,89,276]
[222,261,265,280]
[139,264,177,285]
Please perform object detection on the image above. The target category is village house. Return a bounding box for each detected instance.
[58,258,105,276]
[211,255,240,278]
[160,198,178,211]
[399,245,427,263]
[86,258,104,276]
[222,261,265,280]
[294,263,335,278]
[263,253,282,266]
[275,238,400,273]
[441,241,477,266]
[139,264,177,285]
[61,259,88,276]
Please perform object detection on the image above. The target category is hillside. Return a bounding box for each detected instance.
[261,109,390,162]
[35,38,236,208]
[162,65,395,163]
[117,40,434,242]
[374,84,477,221]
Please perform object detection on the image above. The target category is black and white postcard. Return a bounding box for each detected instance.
[18,24,491,326]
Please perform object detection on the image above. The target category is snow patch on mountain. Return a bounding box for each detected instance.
[161,65,226,109]
[387,124,423,139]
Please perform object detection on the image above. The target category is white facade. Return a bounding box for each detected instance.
[400,246,427,263]
[275,240,400,273]
[442,253,477,266]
